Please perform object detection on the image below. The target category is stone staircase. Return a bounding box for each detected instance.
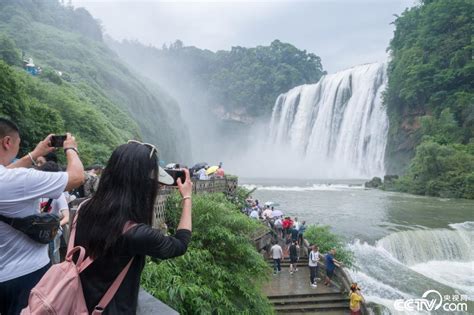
[268,292,350,314]
[265,258,350,315]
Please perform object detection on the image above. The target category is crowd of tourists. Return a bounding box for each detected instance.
[0,118,193,315]
[244,196,365,315]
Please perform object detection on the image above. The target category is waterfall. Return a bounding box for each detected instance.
[348,222,474,308]
[377,223,474,266]
[268,63,388,178]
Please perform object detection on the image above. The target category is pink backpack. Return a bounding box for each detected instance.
[21,202,136,315]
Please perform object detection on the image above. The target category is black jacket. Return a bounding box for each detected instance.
[74,222,191,314]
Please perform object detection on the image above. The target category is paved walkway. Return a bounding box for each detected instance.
[264,262,340,297]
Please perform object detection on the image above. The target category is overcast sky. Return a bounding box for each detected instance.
[74,0,416,73]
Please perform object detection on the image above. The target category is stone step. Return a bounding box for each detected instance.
[271,295,348,306]
[268,292,343,300]
[274,301,349,313]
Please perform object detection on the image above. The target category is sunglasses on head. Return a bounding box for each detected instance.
[127,140,158,159]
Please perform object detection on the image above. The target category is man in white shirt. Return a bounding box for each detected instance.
[0,118,84,315]
[308,245,320,287]
[249,208,259,219]
[197,167,208,180]
[270,243,283,275]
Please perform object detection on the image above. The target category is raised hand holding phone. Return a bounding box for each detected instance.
[176,168,192,232]
[177,168,192,198]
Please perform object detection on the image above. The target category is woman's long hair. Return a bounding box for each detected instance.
[77,142,159,258]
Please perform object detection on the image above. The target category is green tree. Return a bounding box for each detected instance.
[0,33,20,65]
[385,0,474,198]
[385,0,473,175]
[142,192,273,314]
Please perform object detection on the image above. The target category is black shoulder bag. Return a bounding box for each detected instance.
[0,199,60,244]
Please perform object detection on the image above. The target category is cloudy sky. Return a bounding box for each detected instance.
[74,0,416,73]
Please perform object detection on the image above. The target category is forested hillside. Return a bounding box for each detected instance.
[109,39,325,119]
[385,0,474,198]
[0,0,190,164]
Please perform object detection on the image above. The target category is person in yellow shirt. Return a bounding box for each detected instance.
[349,283,364,315]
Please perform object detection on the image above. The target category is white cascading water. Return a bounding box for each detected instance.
[268,62,388,178]
[349,222,474,313]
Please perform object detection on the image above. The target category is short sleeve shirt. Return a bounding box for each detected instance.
[326,253,336,272]
[0,165,68,281]
[270,245,283,259]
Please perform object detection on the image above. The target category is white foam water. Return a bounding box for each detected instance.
[241,183,365,192]
[348,221,474,313]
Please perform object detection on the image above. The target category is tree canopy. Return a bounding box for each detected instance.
[384,0,474,198]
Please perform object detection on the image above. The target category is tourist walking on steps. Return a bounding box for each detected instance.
[349,283,365,315]
[298,220,306,245]
[309,245,320,287]
[289,241,299,274]
[324,248,342,287]
[274,216,283,239]
[291,223,299,244]
[71,141,193,314]
[270,242,283,275]
[0,118,85,315]
[293,217,300,231]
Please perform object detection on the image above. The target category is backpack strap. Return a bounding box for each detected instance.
[40,198,54,213]
[90,222,138,314]
[67,199,90,253]
[67,198,138,311]
[78,222,137,272]
[91,257,134,314]
[0,214,14,225]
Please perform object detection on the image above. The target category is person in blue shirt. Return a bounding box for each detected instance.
[324,248,342,286]
[298,220,307,246]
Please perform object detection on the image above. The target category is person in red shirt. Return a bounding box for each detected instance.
[215,162,225,177]
[282,217,293,240]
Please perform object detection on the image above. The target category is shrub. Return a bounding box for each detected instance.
[141,192,273,314]
[304,225,354,266]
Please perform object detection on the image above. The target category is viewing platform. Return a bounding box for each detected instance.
[264,263,348,314]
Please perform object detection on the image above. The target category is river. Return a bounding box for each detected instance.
[241,178,474,314]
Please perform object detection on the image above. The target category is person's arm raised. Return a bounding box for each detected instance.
[176,168,193,232]
[63,133,84,191]
[7,134,55,169]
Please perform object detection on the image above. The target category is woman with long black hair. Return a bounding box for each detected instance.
[73,141,192,314]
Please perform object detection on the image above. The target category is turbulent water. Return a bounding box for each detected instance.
[242,179,474,314]
[267,63,388,178]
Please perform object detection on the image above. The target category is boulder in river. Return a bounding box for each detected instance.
[365,177,382,188]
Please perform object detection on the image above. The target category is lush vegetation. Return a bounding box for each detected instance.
[141,192,273,314]
[304,225,354,267]
[384,0,474,198]
[0,0,190,163]
[110,39,325,118]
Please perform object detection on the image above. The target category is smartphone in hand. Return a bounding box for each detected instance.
[165,169,186,186]
[50,135,67,147]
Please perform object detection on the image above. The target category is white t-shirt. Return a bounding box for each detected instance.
[293,221,300,231]
[309,250,320,267]
[270,244,283,259]
[0,165,68,282]
[249,210,259,219]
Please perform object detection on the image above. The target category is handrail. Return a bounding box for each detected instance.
[315,255,368,314]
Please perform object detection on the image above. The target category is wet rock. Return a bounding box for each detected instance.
[365,177,382,188]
